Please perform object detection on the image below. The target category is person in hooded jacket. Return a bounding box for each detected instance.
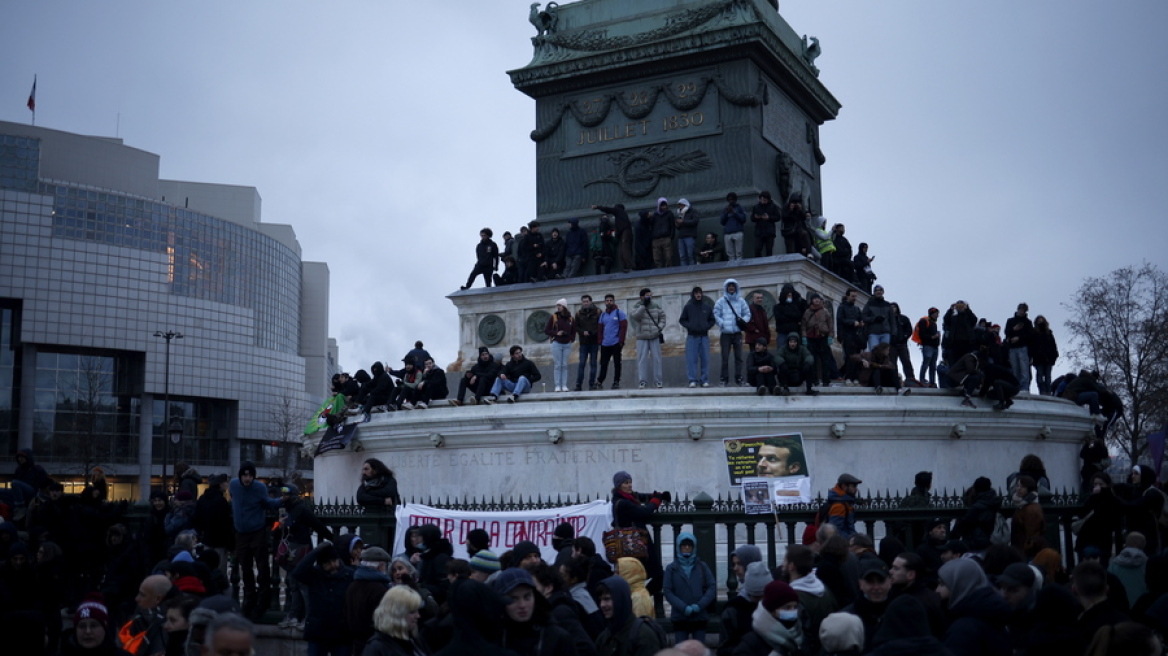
[435,578,517,656]
[936,558,1012,656]
[589,217,616,275]
[563,218,589,278]
[678,287,715,388]
[714,279,750,386]
[461,227,500,290]
[852,243,876,294]
[942,301,979,364]
[488,568,574,656]
[451,347,502,406]
[865,595,955,656]
[520,221,547,282]
[616,558,654,619]
[1029,315,1059,395]
[663,532,716,644]
[776,333,818,396]
[11,448,52,507]
[1076,472,1122,565]
[545,228,567,278]
[412,524,454,605]
[594,575,662,656]
[192,475,233,575]
[674,198,700,266]
[718,560,768,656]
[358,361,395,416]
[772,284,806,339]
[648,197,676,269]
[634,210,654,271]
[720,192,747,263]
[779,194,810,258]
[733,579,805,656]
[1119,465,1164,555]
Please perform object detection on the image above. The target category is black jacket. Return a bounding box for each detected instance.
[942,586,1013,656]
[750,201,779,238]
[679,296,715,336]
[365,362,395,407]
[361,632,428,656]
[651,209,676,240]
[292,546,356,644]
[475,238,500,268]
[356,475,400,508]
[502,357,542,384]
[283,497,333,546]
[773,285,807,337]
[193,486,234,549]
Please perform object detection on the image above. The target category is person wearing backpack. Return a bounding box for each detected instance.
[663,532,716,645]
[594,575,664,656]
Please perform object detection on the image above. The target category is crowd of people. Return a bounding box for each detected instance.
[458,194,878,292]
[2,442,1166,655]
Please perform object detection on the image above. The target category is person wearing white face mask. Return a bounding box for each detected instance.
[737,580,805,655]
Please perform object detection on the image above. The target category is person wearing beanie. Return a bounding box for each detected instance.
[730,543,764,596]
[747,335,780,395]
[292,541,355,654]
[344,544,394,652]
[453,346,502,407]
[610,471,667,596]
[466,528,491,556]
[229,460,281,621]
[469,550,501,582]
[545,298,577,392]
[678,285,716,388]
[718,560,770,654]
[663,532,715,644]
[552,522,576,568]
[63,593,129,656]
[776,330,818,396]
[511,540,543,570]
[594,575,664,655]
[737,579,804,655]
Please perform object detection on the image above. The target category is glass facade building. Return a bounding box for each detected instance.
[0,121,329,498]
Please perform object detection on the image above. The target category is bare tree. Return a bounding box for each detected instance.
[1063,262,1168,464]
[265,392,313,483]
[66,354,113,479]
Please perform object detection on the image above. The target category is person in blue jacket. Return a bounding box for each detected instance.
[663,531,716,645]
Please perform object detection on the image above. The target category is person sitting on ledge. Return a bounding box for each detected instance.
[847,343,900,395]
[747,338,780,396]
[696,232,725,264]
[776,332,818,396]
[389,358,421,410]
[545,227,567,279]
[414,358,448,409]
[494,255,518,287]
[486,345,541,404]
[451,347,501,406]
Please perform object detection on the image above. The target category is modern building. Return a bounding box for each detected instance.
[0,120,331,499]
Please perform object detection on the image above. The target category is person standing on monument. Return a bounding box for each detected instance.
[574,294,601,391]
[751,191,779,258]
[563,217,589,279]
[650,197,676,269]
[780,194,809,257]
[545,298,577,392]
[519,220,546,283]
[630,288,666,388]
[744,290,772,349]
[597,294,628,390]
[678,286,715,388]
[1004,302,1035,393]
[460,228,499,290]
[720,192,747,262]
[714,278,750,387]
[675,198,700,266]
[591,202,634,273]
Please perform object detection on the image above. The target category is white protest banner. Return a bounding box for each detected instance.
[391,499,613,562]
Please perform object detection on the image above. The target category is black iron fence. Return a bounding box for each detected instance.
[109,487,1087,622]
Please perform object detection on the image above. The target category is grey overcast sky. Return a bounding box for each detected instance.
[3,1,1167,377]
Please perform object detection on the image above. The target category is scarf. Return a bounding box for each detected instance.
[751,603,803,655]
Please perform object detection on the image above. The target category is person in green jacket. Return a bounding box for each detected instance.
[775,332,818,396]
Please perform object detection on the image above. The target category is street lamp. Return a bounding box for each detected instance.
[153,330,183,494]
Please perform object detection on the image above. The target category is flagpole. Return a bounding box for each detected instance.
[28,75,37,126]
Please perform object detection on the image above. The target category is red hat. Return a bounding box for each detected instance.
[761,580,799,612]
[74,593,110,628]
